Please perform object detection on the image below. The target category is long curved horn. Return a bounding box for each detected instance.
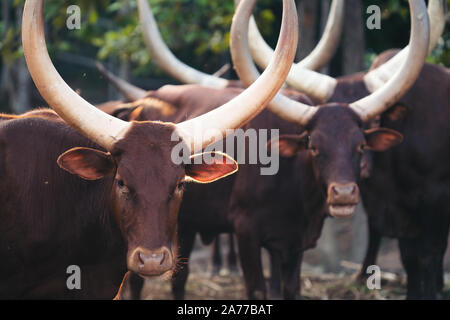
[297,0,345,70]
[350,0,430,122]
[239,0,341,102]
[231,0,317,126]
[23,0,130,150]
[96,62,147,102]
[364,0,445,92]
[137,0,228,89]
[245,0,344,71]
[177,0,299,151]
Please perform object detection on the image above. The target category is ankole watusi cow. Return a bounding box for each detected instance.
[245,0,450,299]
[0,0,298,299]
[96,0,431,300]
[357,51,450,299]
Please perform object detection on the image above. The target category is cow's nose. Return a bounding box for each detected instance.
[129,247,173,277]
[327,182,359,218]
[329,182,359,203]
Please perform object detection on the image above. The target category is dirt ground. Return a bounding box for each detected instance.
[142,272,411,300]
[141,235,450,300]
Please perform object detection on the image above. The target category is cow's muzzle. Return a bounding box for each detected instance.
[327,182,359,218]
[128,246,173,277]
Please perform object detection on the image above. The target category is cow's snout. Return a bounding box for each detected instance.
[129,247,173,277]
[327,182,359,218]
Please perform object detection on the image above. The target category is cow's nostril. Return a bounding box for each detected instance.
[331,186,338,195]
[138,252,145,265]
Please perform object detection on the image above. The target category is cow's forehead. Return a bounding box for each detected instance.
[114,121,181,149]
[309,106,363,137]
[110,121,186,182]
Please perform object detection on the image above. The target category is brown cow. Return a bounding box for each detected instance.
[231,0,433,299]
[0,0,297,299]
[95,83,314,299]
[358,50,450,299]
[245,0,449,299]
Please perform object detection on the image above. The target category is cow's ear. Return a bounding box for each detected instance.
[112,107,138,121]
[364,128,403,152]
[185,152,238,183]
[57,147,116,180]
[128,106,144,121]
[268,133,309,158]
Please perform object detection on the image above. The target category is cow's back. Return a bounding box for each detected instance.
[0,113,125,299]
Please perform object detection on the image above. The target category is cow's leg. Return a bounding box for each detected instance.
[422,222,449,299]
[418,250,444,299]
[211,235,222,275]
[227,233,239,275]
[435,254,445,299]
[398,237,421,299]
[171,230,196,300]
[357,223,382,283]
[268,251,282,300]
[281,251,302,300]
[399,222,449,300]
[235,218,266,300]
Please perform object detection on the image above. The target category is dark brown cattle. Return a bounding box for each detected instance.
[232,0,437,299]
[0,101,239,299]
[357,50,450,299]
[0,0,297,299]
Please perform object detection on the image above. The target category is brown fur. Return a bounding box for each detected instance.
[0,101,236,298]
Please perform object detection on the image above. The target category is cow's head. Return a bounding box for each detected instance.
[231,0,429,218]
[57,122,237,277]
[23,0,298,277]
[273,105,402,217]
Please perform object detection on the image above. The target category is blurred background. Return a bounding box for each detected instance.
[1,0,450,299]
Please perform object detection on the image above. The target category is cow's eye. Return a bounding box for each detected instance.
[310,146,320,157]
[116,179,130,194]
[116,180,131,197]
[357,143,366,154]
[176,181,186,191]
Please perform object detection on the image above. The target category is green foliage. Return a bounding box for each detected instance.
[428,0,450,66]
[363,0,450,67]
[0,0,448,78]
[0,0,283,77]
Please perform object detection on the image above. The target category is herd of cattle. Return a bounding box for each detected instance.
[0,0,448,300]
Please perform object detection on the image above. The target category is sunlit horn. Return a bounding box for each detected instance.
[23,0,130,150]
